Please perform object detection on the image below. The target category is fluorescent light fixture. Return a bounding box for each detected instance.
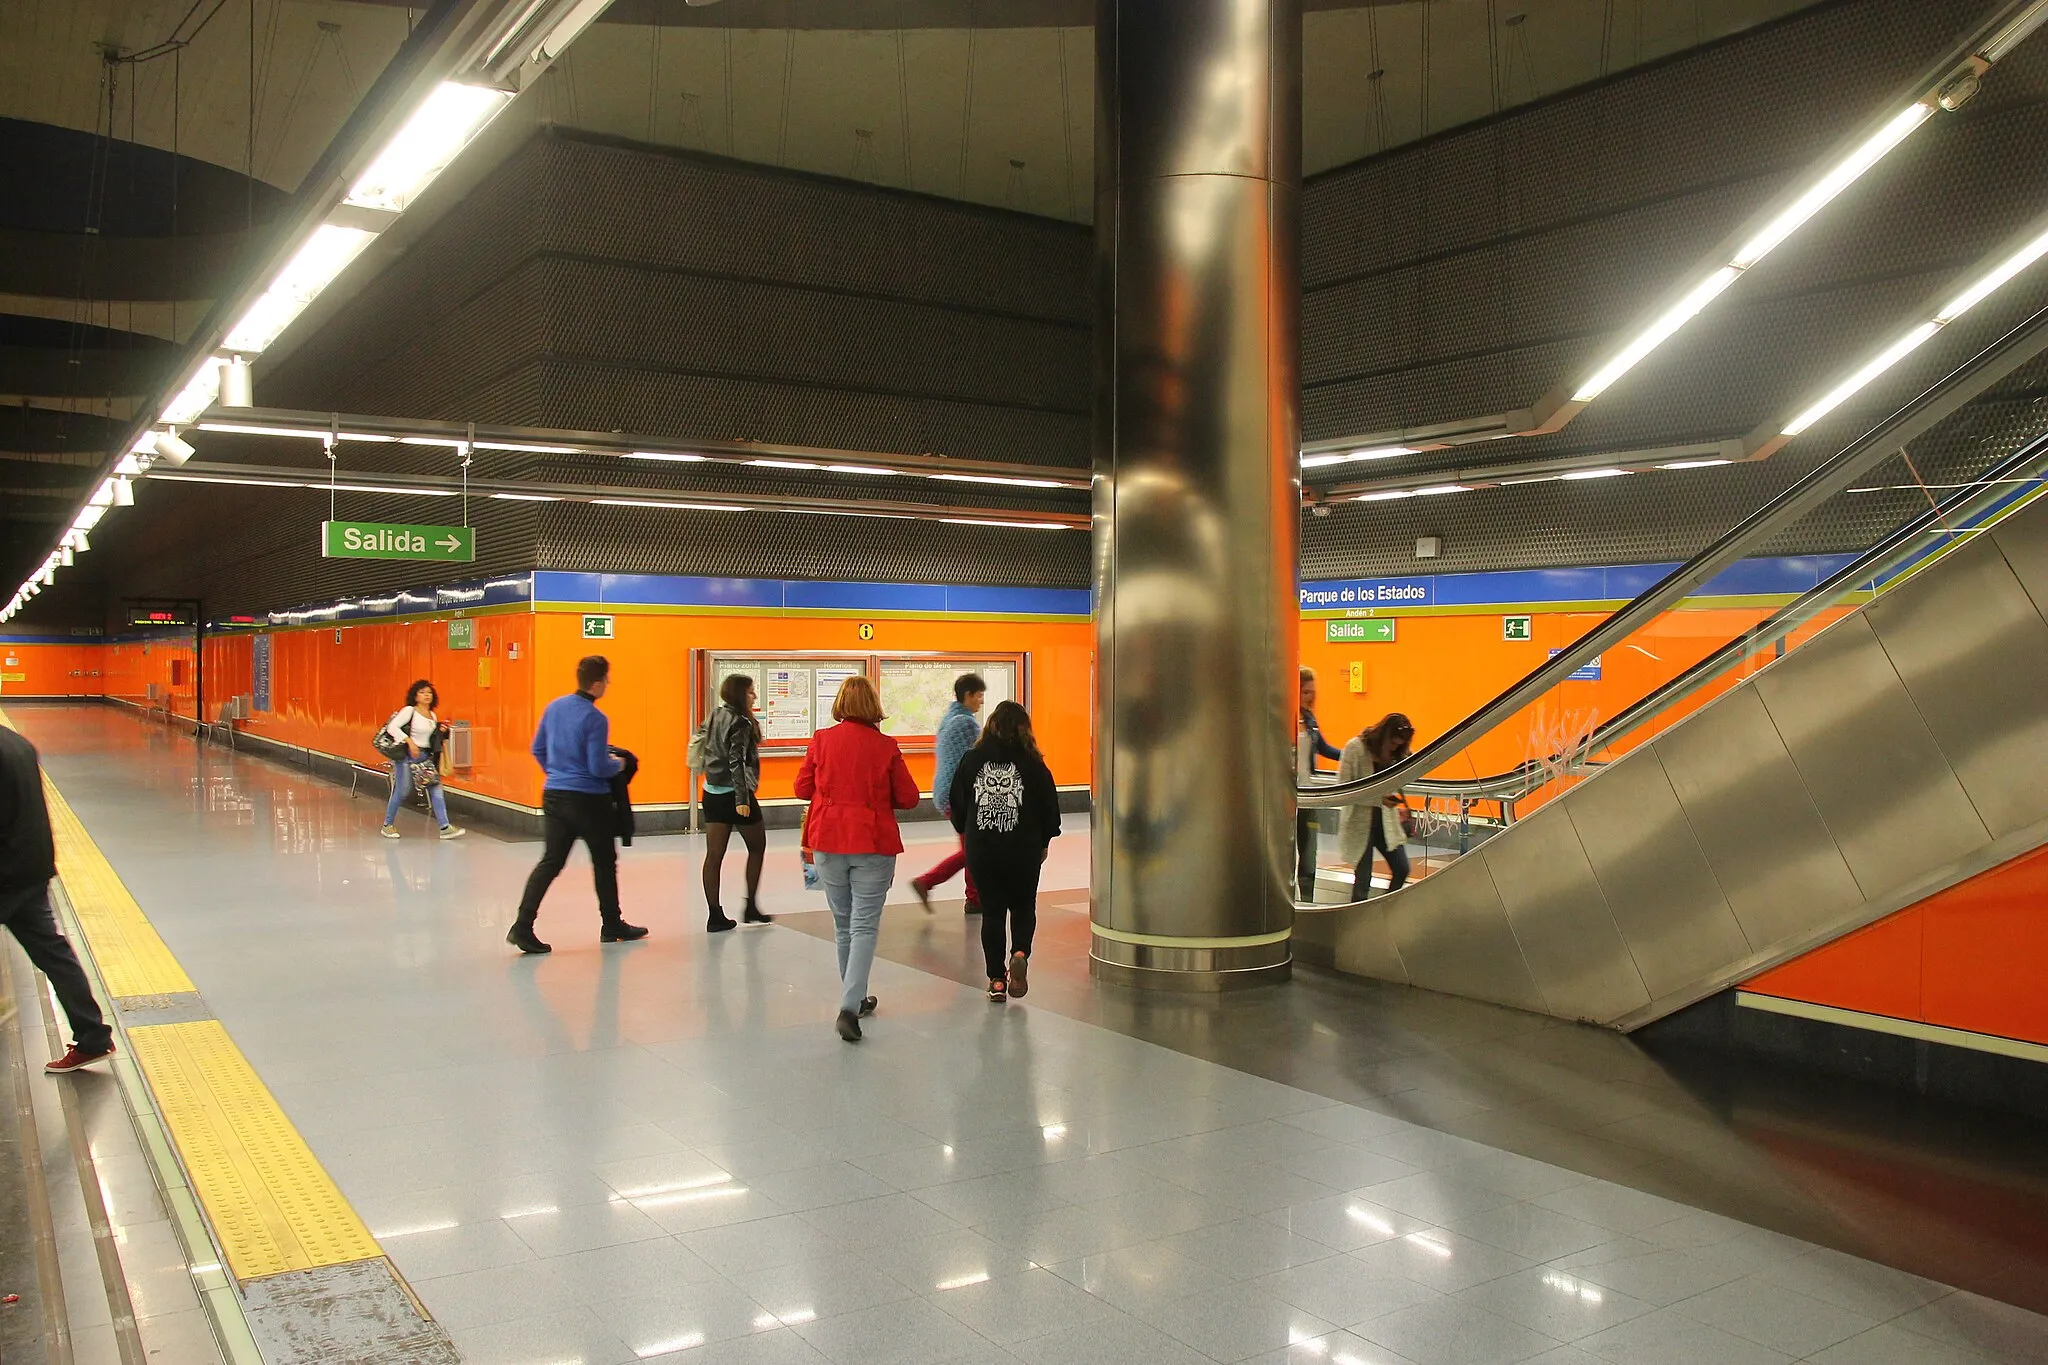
[331,482,458,496]
[490,492,562,501]
[1410,484,1470,497]
[825,464,900,476]
[344,82,513,213]
[1560,468,1630,480]
[929,473,1068,489]
[940,518,1071,530]
[158,475,304,488]
[160,366,220,425]
[90,480,116,507]
[1984,0,2048,61]
[624,451,707,463]
[198,422,331,439]
[534,0,611,61]
[1732,105,1932,269]
[399,436,468,448]
[223,224,374,352]
[748,458,821,470]
[1352,490,1414,503]
[74,505,107,530]
[474,440,580,453]
[593,498,747,511]
[1301,445,1418,469]
[1574,267,1739,401]
[1661,458,1732,470]
[1782,321,1941,435]
[1936,225,2048,322]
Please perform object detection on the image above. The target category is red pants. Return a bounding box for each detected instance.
[915,840,979,904]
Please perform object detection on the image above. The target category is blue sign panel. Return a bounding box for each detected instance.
[1299,577,1433,610]
[1549,648,1602,681]
[251,634,272,712]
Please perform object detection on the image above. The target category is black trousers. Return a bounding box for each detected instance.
[1296,810,1318,901]
[514,791,621,927]
[1355,812,1411,900]
[1,881,112,1052]
[966,854,1042,980]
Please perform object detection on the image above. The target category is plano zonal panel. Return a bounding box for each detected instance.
[1753,613,1990,897]
[1479,801,1649,1023]
[1864,526,2048,840]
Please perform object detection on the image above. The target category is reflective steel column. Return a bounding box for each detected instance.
[1091,0,1301,989]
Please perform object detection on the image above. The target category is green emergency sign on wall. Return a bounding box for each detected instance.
[1503,615,1533,641]
[1326,618,1396,643]
[322,520,475,562]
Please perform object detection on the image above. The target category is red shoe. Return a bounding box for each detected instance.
[46,1042,115,1074]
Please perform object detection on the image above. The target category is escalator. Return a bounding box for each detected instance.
[1293,304,2048,1029]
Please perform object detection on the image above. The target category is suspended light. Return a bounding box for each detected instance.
[160,366,220,425]
[154,431,197,466]
[344,83,514,214]
[223,225,375,353]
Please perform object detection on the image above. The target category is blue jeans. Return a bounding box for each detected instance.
[384,757,449,827]
[816,852,894,1016]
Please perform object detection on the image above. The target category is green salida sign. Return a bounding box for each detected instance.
[1327,618,1396,643]
[323,520,475,563]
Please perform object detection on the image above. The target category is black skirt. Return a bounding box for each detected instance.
[701,789,762,826]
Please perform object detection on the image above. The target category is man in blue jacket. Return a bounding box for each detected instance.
[508,656,647,953]
[909,673,985,914]
[1298,667,1341,902]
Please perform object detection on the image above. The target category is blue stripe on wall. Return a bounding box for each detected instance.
[1301,553,1866,611]
[531,574,1092,617]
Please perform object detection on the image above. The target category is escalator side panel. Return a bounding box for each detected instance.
[1994,503,2048,612]
[1329,897,1407,985]
[1563,749,1751,1001]
[1376,849,1548,1014]
[1479,802,1649,1023]
[1753,613,1990,896]
[1654,686,1865,951]
[1865,532,2048,841]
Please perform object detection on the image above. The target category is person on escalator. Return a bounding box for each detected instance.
[1339,713,1415,901]
[1297,667,1342,900]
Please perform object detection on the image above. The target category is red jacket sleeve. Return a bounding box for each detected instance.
[794,745,818,800]
[888,749,919,810]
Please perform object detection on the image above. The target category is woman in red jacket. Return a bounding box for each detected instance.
[795,675,920,1042]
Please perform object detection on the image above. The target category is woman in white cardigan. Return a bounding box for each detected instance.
[1337,713,1415,901]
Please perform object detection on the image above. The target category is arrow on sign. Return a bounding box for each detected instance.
[438,535,463,551]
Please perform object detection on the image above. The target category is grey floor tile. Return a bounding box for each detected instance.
[1574,1307,1794,1365]
[731,1256,920,1323]
[450,1306,638,1365]
[927,1266,1122,1345]
[751,1162,901,1214]
[1358,1172,1520,1225]
[596,1280,782,1355]
[1278,1107,1415,1145]
[642,1323,834,1363]
[1164,1216,1349,1280]
[1240,1328,1423,1363]
[1804,1322,2001,1365]
[1252,1255,1444,1327]
[414,1259,572,1330]
[684,1214,836,1273]
[1530,1184,1691,1237]
[1006,1311,1214,1365]
[1346,1228,1537,1295]
[1766,1245,1955,1321]
[506,1198,670,1257]
[792,1296,993,1365]
[860,1228,1042,1295]
[1044,1241,1240,1314]
[1258,1195,1431,1252]
[1131,1282,1336,1363]
[1447,1203,1615,1263]
[546,1235,726,1299]
[1278,1145,1426,1192]
[1668,1274,1875,1357]
[1891,1291,2048,1363]
[1561,1246,1745,1307]
[973,1203,1144,1265]
[1450,1268,1655,1344]
[382,1218,540,1281]
[911,1169,1080,1226]
[1352,1296,1563,1365]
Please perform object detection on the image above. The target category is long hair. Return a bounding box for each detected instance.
[1363,712,1415,764]
[403,678,436,709]
[719,673,763,738]
[832,674,885,724]
[976,700,1040,761]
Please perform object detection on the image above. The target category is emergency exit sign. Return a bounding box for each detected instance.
[1327,618,1396,643]
[1503,615,1533,641]
[322,520,474,562]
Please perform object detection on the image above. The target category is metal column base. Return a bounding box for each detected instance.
[1089,931,1292,992]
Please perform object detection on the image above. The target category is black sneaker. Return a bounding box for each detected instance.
[507,926,552,954]
[835,1010,863,1042]
[601,920,649,943]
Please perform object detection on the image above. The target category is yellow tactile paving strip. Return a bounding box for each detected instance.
[41,777,197,998]
[126,1021,381,1280]
[1,708,383,1283]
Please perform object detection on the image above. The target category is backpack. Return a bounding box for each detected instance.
[686,712,713,771]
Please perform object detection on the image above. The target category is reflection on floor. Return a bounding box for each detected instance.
[10,703,2048,1365]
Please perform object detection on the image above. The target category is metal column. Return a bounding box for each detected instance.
[1090,0,1302,989]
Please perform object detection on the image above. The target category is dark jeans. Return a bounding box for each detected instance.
[1355,813,1410,900]
[967,854,1042,979]
[514,790,621,928]
[1,881,113,1053]
[1296,810,1318,901]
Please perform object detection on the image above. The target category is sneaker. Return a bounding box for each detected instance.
[706,909,737,934]
[835,1010,863,1042]
[1007,951,1030,1000]
[438,825,466,840]
[742,902,773,925]
[380,824,400,839]
[601,920,649,943]
[909,879,933,914]
[46,1042,115,1074]
[506,926,552,954]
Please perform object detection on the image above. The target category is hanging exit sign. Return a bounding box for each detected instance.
[322,520,475,562]
[1326,618,1396,643]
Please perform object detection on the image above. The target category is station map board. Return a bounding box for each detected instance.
[702,654,1023,750]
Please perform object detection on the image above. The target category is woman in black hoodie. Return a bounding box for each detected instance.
[948,701,1061,1001]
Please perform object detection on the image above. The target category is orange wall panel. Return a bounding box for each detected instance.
[0,642,100,697]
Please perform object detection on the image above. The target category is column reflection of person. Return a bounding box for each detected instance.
[1296,667,1341,901]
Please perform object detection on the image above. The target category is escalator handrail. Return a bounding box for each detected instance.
[1299,300,2048,812]
[1394,433,2048,804]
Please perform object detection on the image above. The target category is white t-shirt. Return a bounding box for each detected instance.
[384,706,437,749]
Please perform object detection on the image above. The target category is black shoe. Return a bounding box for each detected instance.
[964,901,982,915]
[507,926,552,954]
[602,920,649,942]
[859,996,878,1017]
[742,902,773,925]
[836,1010,863,1042]
[707,909,738,933]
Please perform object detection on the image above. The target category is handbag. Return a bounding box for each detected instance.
[371,712,407,761]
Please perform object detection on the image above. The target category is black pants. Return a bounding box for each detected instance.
[967,854,1041,980]
[1,882,112,1053]
[1355,812,1410,900]
[1296,810,1318,901]
[515,791,621,928]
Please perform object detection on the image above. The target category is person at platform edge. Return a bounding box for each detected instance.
[0,725,116,1073]
[1297,666,1342,901]
[507,654,648,954]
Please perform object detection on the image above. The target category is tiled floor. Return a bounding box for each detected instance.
[15,705,2048,1365]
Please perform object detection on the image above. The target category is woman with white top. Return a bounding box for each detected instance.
[381,680,464,840]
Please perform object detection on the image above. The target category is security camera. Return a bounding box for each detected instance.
[154,430,196,465]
